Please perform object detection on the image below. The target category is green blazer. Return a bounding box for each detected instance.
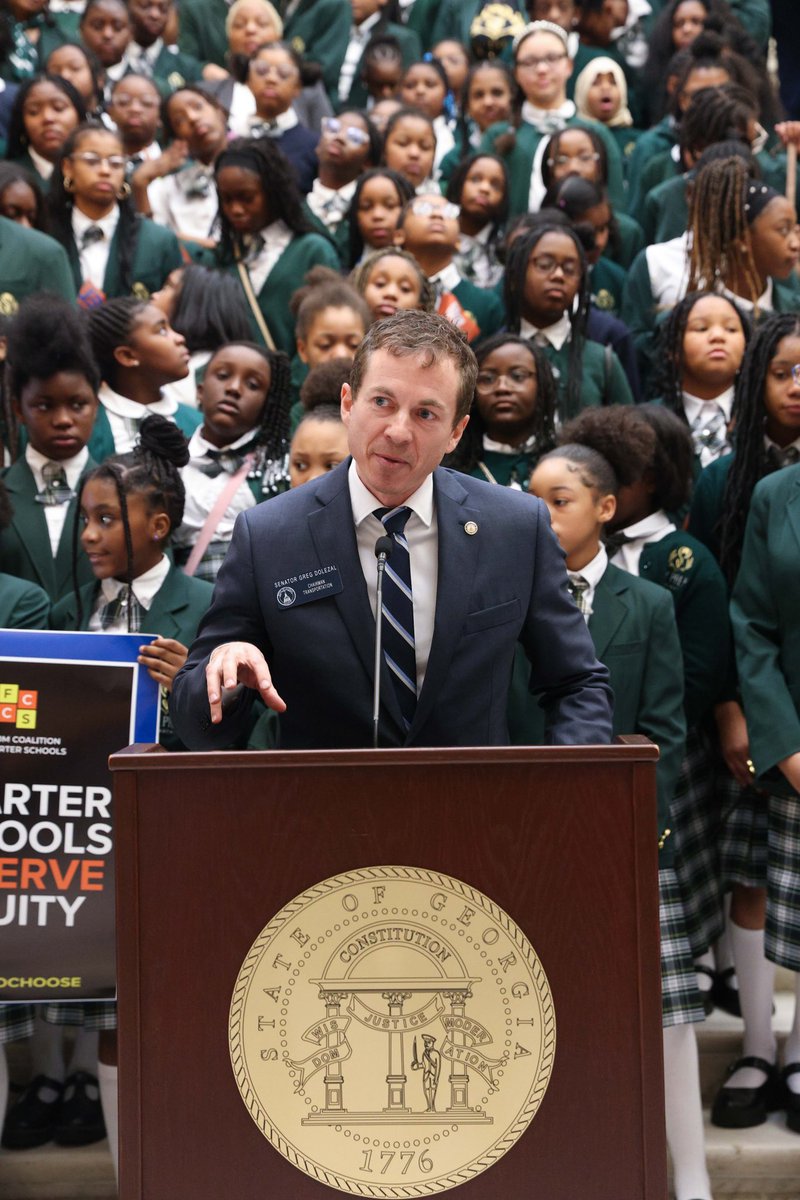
[542,337,633,418]
[0,456,96,603]
[590,256,626,317]
[86,401,202,462]
[639,530,730,727]
[405,0,444,48]
[642,171,687,246]
[451,276,504,341]
[51,563,214,750]
[608,125,644,182]
[480,117,626,217]
[0,216,76,309]
[686,452,732,563]
[468,446,540,490]
[626,116,676,216]
[508,561,686,862]
[730,464,800,781]
[0,572,50,629]
[178,0,229,68]
[284,0,351,100]
[227,232,341,356]
[150,43,204,93]
[7,150,52,192]
[430,0,526,45]
[63,213,183,299]
[338,20,421,111]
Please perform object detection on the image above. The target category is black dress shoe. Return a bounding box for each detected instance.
[711,1055,779,1128]
[712,966,742,1017]
[781,1063,800,1134]
[1,1075,63,1149]
[54,1071,106,1147]
[695,964,716,1016]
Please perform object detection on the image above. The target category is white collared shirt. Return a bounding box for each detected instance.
[174,426,258,548]
[25,443,89,554]
[246,218,294,296]
[433,114,456,173]
[147,161,219,242]
[610,510,675,577]
[568,544,608,622]
[646,233,776,313]
[520,99,575,131]
[429,261,462,297]
[683,386,734,467]
[338,10,381,103]
[306,177,357,230]
[72,205,120,289]
[519,313,572,352]
[248,105,299,137]
[27,146,54,181]
[348,459,437,693]
[89,553,171,632]
[98,383,179,454]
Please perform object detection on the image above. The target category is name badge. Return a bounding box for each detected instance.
[273,566,342,609]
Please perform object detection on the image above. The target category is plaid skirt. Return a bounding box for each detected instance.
[717,772,800,970]
[660,867,706,1028]
[671,728,725,957]
[42,1001,117,1032]
[0,1004,35,1044]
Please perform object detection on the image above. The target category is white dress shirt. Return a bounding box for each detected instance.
[610,510,675,577]
[682,386,734,467]
[306,177,357,230]
[174,427,258,550]
[98,383,179,454]
[348,459,437,693]
[567,544,608,622]
[27,146,54,181]
[645,233,775,314]
[89,554,171,632]
[148,161,218,242]
[338,11,381,103]
[72,205,120,289]
[25,444,89,554]
[245,218,294,296]
[248,105,299,137]
[519,312,572,351]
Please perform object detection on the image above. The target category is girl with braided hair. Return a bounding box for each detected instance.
[622,155,800,391]
[504,222,633,420]
[46,414,214,1179]
[48,123,183,309]
[173,341,293,582]
[685,315,800,1135]
[85,295,202,461]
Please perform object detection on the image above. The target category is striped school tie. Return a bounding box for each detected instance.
[374,506,417,731]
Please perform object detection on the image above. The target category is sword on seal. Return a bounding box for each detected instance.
[411,1036,420,1069]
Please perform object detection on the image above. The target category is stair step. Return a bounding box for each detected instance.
[705,1108,800,1197]
[698,993,794,1104]
[0,1141,116,1200]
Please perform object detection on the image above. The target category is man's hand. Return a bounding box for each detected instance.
[205,642,287,724]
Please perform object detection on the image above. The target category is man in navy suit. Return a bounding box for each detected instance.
[170,311,612,749]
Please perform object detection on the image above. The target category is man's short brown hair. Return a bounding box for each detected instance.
[349,310,477,424]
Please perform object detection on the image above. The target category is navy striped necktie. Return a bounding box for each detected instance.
[374,506,417,731]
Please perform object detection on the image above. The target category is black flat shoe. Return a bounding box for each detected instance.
[711,1055,779,1128]
[712,966,742,1017]
[54,1071,106,1147]
[781,1063,800,1134]
[695,964,716,1016]
[1,1075,63,1149]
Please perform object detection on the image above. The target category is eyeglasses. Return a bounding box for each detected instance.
[112,94,160,110]
[71,152,127,170]
[528,253,580,279]
[476,368,537,390]
[516,52,568,69]
[249,60,297,80]
[321,117,369,147]
[792,364,800,385]
[410,199,460,219]
[548,151,600,167]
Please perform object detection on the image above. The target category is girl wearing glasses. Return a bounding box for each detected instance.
[244,41,319,193]
[479,21,625,219]
[5,74,86,190]
[48,123,183,307]
[505,223,633,420]
[306,110,379,251]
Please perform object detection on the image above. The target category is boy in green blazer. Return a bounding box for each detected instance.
[333,0,421,111]
[0,217,76,311]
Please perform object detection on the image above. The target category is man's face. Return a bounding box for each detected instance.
[341,348,468,506]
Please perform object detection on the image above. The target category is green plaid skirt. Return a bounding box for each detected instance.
[0,1004,35,1043]
[660,867,706,1028]
[672,728,725,957]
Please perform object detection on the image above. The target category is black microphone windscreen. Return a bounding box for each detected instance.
[374,535,393,559]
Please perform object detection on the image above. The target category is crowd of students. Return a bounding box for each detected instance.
[1,0,800,1196]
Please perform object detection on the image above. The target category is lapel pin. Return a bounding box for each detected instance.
[464,521,478,536]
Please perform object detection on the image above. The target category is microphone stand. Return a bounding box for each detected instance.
[373,535,393,749]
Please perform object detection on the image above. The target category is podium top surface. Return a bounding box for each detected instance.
[109,736,657,772]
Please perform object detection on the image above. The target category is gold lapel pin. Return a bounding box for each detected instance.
[464,521,478,535]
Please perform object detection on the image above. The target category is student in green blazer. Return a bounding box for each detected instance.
[48,124,183,307]
[5,73,86,192]
[0,4,75,82]
[214,137,341,357]
[281,0,350,102]
[513,440,715,1200]
[0,568,49,627]
[124,0,204,93]
[333,5,421,112]
[177,0,230,68]
[0,295,100,603]
[0,214,76,309]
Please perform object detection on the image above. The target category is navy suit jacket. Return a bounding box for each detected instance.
[170,461,613,749]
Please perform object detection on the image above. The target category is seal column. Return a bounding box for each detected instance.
[320,990,348,1112]
[444,989,473,1112]
[382,991,412,1111]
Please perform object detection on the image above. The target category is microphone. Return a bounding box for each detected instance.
[372,535,393,749]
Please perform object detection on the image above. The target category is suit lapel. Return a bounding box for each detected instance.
[4,460,57,594]
[786,472,800,555]
[410,470,480,737]
[306,464,406,737]
[588,565,629,660]
[142,566,186,639]
[54,458,97,596]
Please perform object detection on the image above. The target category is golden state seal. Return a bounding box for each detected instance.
[229,866,556,1196]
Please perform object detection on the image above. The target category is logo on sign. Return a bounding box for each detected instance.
[0,684,38,729]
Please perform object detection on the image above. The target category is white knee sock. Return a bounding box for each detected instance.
[67,1029,99,1078]
[715,901,737,985]
[0,1044,9,1126]
[97,1061,118,1181]
[29,1013,65,1101]
[695,948,715,995]
[727,921,776,1088]
[782,972,800,1094]
[663,1023,712,1200]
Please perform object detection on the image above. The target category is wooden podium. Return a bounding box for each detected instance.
[110,740,666,1200]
